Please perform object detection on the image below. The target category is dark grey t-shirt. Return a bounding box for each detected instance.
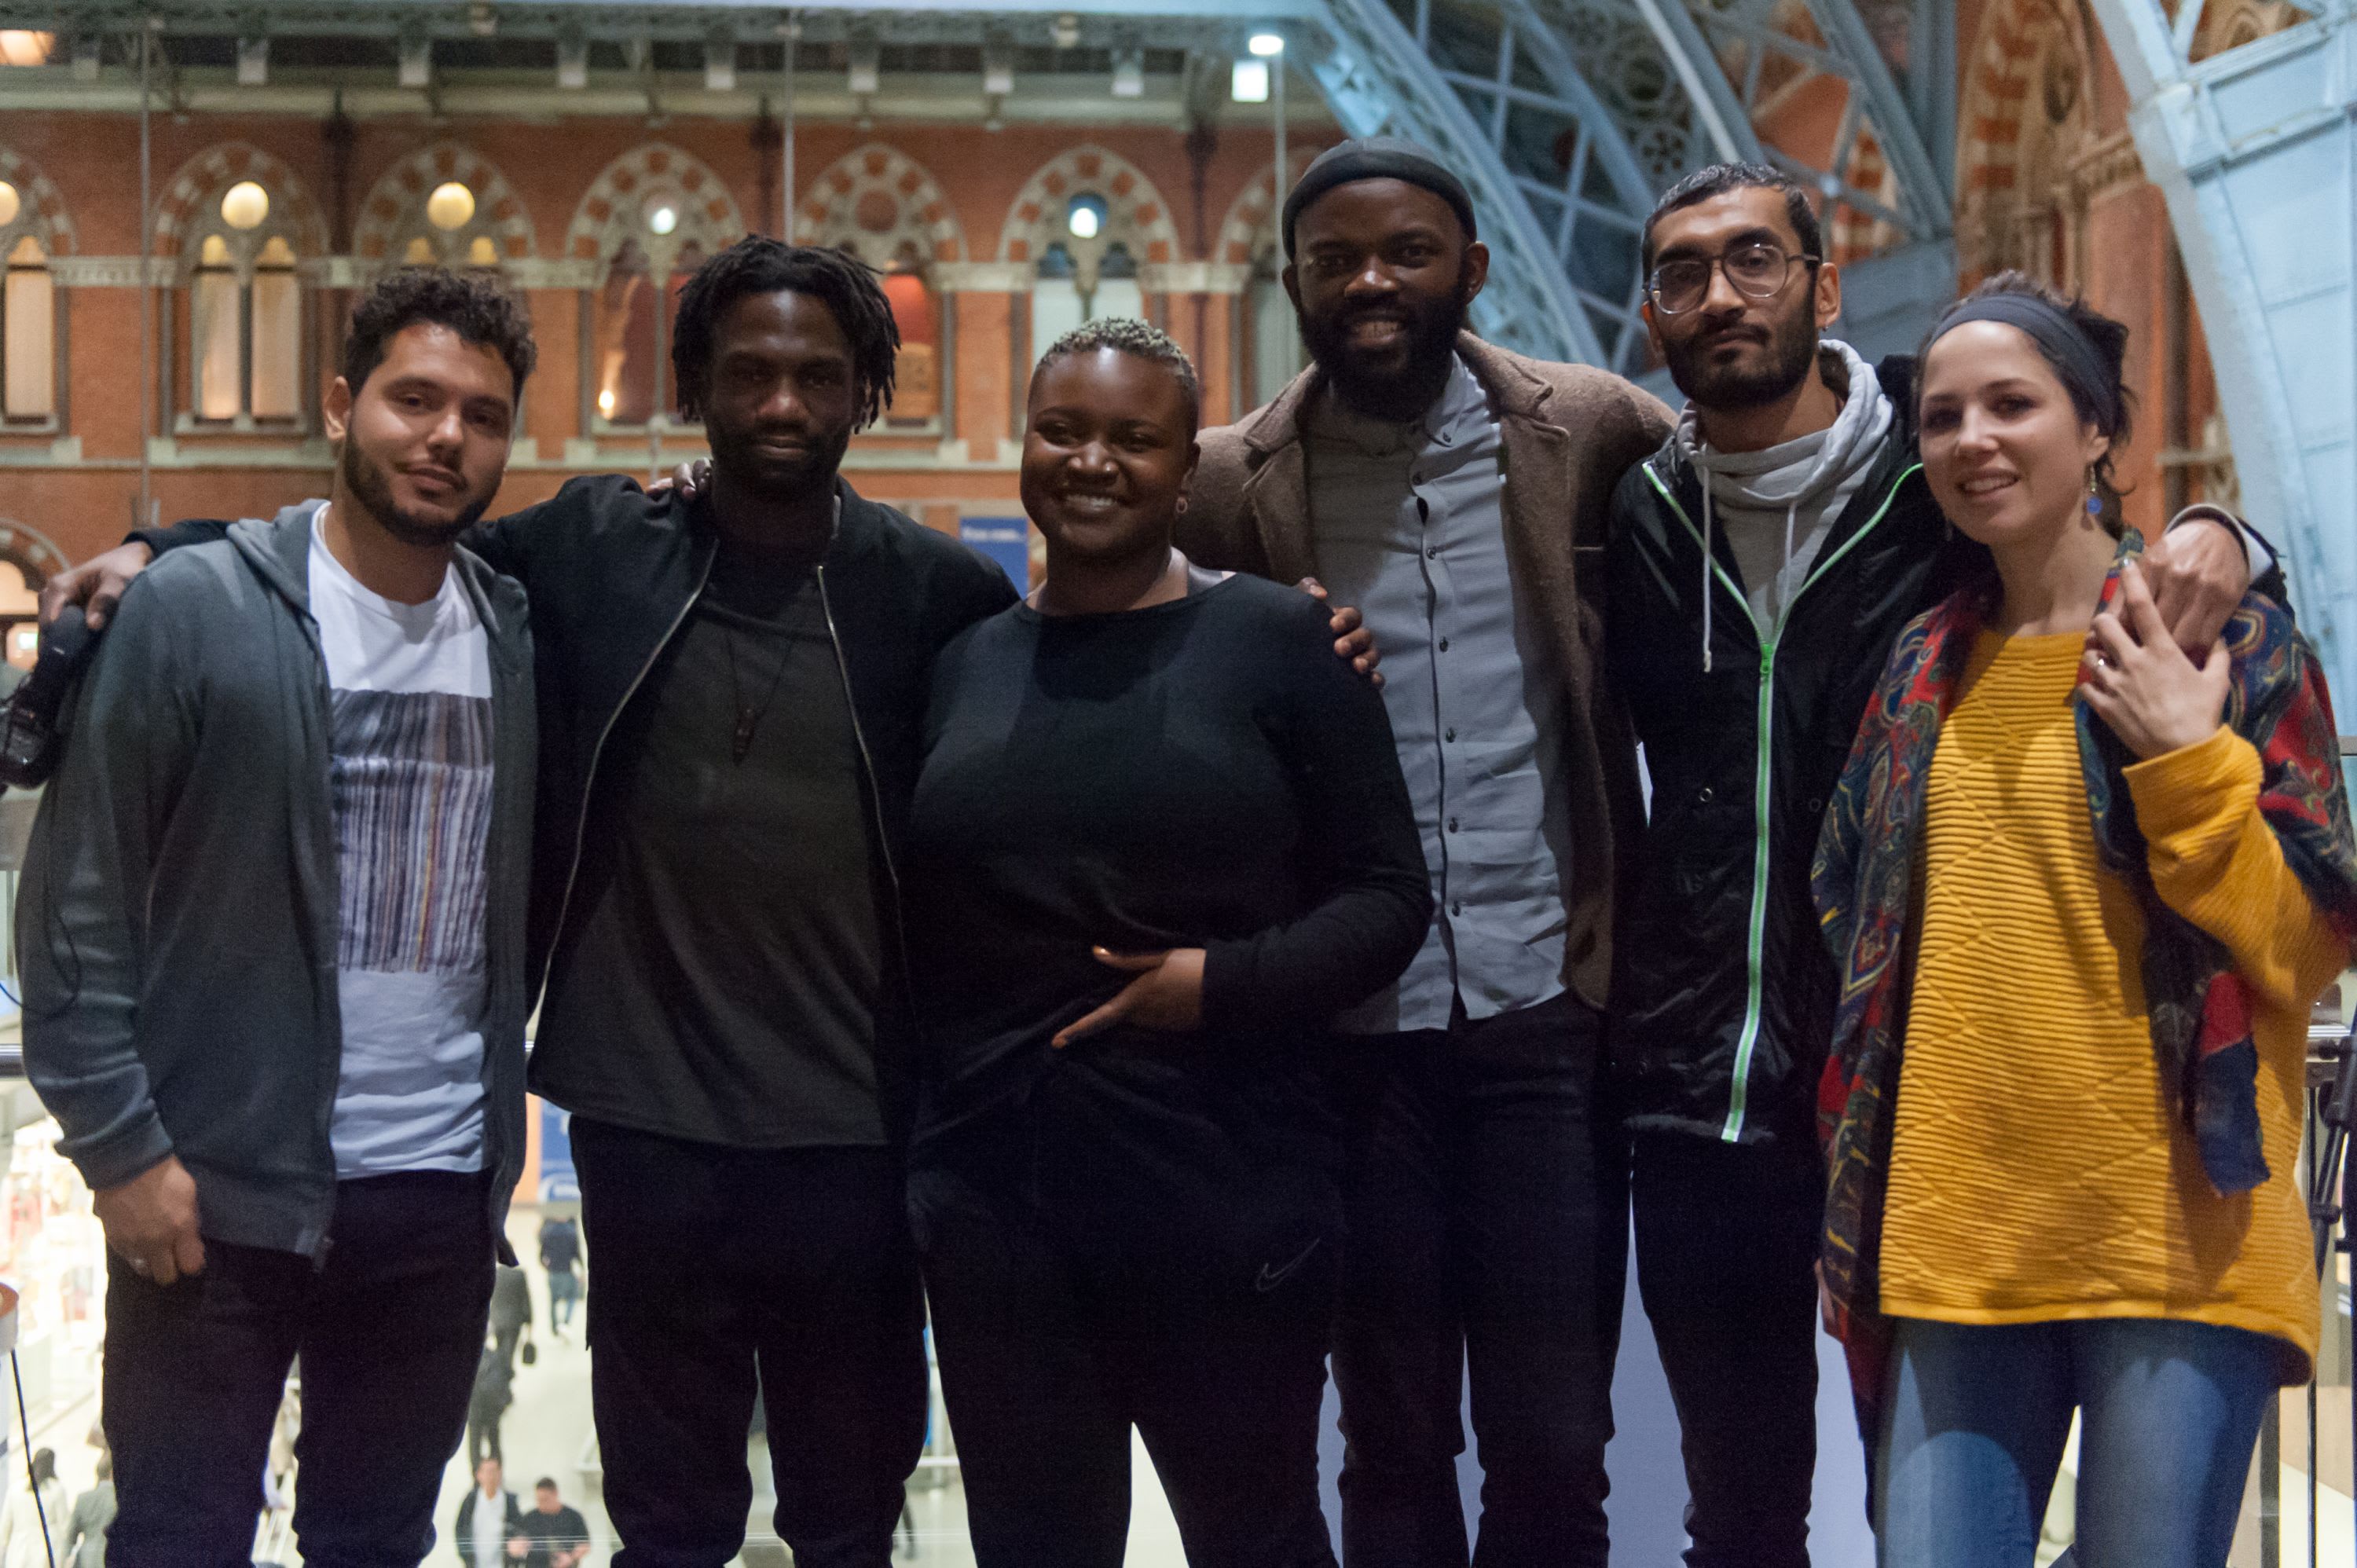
[531,553,885,1148]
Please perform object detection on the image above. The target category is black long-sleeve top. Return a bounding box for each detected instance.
[905,573,1431,1136]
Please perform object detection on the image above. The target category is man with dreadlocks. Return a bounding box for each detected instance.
[57,236,1019,1568]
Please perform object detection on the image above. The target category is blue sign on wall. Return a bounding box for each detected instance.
[961,517,1032,592]
[539,1101,577,1204]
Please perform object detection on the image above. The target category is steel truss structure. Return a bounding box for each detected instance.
[7,0,1962,374]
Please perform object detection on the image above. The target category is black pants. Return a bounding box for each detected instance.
[570,1119,928,1568]
[1332,994,1626,1568]
[467,1399,506,1468]
[101,1171,494,1568]
[1630,1127,1822,1568]
[912,1046,1343,1568]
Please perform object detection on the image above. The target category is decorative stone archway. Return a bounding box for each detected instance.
[996,146,1180,269]
[0,147,75,257]
[151,143,328,268]
[563,143,745,267]
[796,144,965,269]
[352,141,537,266]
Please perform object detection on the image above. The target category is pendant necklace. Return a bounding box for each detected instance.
[724,623,790,764]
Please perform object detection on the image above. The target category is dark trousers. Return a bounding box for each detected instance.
[101,1171,494,1568]
[913,1048,1343,1568]
[570,1119,928,1568]
[1332,994,1626,1568]
[467,1400,506,1468]
[1630,1127,1823,1568]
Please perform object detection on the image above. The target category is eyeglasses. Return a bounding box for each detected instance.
[1646,242,1819,315]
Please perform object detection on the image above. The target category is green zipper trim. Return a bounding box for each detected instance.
[1641,459,1923,1141]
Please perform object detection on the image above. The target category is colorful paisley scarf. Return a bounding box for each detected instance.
[1809,528,2357,1464]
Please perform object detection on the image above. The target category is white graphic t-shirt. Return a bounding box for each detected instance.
[309,507,493,1178]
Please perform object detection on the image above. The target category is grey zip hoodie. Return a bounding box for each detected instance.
[1673,339,1893,669]
[19,504,537,1262]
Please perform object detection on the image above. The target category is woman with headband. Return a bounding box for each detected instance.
[1811,271,2357,1565]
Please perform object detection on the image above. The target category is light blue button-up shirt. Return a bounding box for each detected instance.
[1304,355,1573,1033]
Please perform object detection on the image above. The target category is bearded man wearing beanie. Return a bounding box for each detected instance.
[1183,137,1672,1566]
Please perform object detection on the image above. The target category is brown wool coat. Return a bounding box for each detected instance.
[1179,332,1673,1009]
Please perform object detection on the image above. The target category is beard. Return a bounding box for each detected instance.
[705,414,854,507]
[1662,300,1820,412]
[340,439,493,549]
[1299,284,1470,423]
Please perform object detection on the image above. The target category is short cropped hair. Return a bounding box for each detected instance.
[670,236,900,428]
[342,266,536,401]
[1641,162,1824,277]
[1033,317,1201,433]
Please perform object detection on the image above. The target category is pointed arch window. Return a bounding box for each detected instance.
[0,178,57,427]
[184,181,307,428]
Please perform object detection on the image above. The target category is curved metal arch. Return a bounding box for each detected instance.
[2086,0,2357,698]
[1302,0,1616,364]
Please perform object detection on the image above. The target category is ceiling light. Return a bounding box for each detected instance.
[1110,49,1143,99]
[0,185,17,226]
[647,201,680,236]
[982,40,1014,97]
[1248,33,1286,57]
[1067,193,1106,240]
[556,30,588,90]
[849,38,880,95]
[1231,60,1269,103]
[236,36,267,86]
[468,4,497,38]
[704,31,735,92]
[70,35,98,81]
[1052,13,1082,49]
[427,182,475,231]
[398,28,431,89]
[220,181,270,231]
[0,32,52,68]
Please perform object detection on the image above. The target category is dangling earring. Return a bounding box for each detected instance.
[1175,496,1189,515]
[2084,468,2102,518]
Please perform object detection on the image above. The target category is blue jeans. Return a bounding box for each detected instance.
[1875,1316,2282,1568]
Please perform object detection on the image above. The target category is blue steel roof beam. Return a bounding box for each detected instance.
[1626,0,1766,164]
[1797,0,1948,235]
[1680,0,1948,241]
[1303,0,1607,363]
[2083,0,2356,697]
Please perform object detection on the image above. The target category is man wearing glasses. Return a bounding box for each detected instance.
[1600,163,2258,1564]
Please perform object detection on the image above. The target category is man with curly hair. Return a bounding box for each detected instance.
[21,266,541,1565]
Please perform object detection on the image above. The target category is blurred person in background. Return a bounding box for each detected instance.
[0,1449,63,1568]
[521,1478,593,1568]
[63,1453,112,1568]
[539,1214,585,1339]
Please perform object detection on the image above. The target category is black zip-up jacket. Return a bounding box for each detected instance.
[1604,357,1969,1149]
[141,475,1017,1135]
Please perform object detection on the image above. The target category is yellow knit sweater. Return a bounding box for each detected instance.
[1880,628,2343,1373]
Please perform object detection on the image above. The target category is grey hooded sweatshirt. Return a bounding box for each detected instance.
[1673,339,1894,668]
[19,504,537,1262]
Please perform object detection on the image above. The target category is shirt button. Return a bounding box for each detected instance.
[1445,727,1457,742]
[1699,786,1714,804]
[1439,637,1450,652]
[1450,899,1464,916]
[1447,817,1459,833]
[1425,545,1439,560]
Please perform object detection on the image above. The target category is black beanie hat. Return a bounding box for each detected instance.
[1281,137,1478,258]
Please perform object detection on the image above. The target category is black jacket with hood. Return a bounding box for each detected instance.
[1604,354,1972,1149]
[138,475,1018,1141]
